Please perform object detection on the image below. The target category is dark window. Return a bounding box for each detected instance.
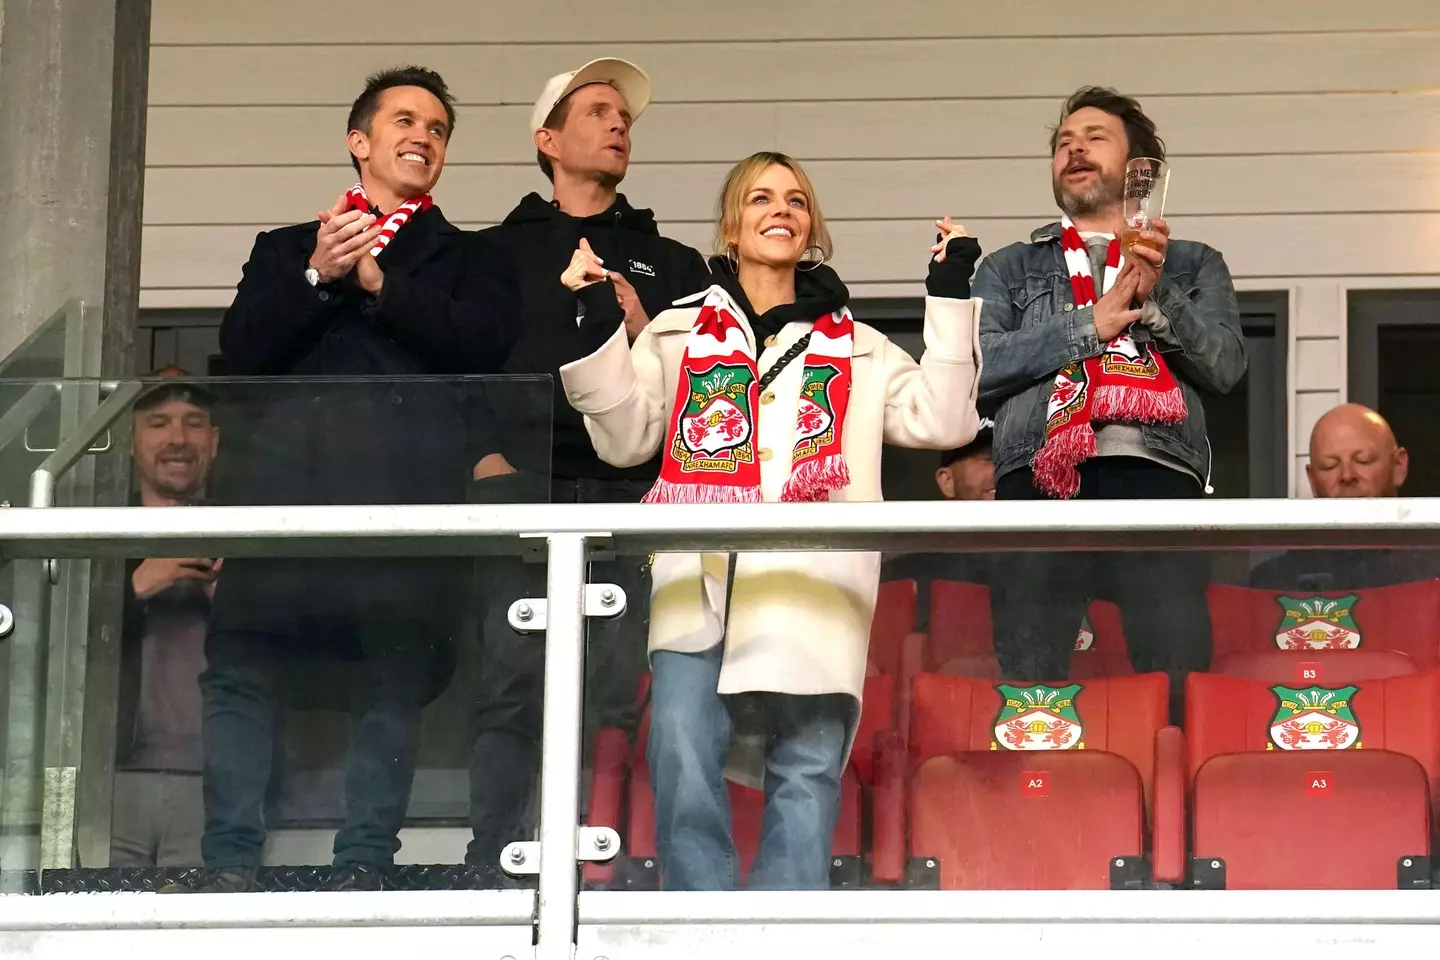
[1348,290,1440,497]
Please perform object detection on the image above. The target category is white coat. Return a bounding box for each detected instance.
[559,285,982,782]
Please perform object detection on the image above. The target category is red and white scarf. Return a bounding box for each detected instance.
[645,286,853,504]
[343,182,433,258]
[1031,215,1188,498]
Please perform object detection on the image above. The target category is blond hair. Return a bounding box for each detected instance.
[713,152,833,264]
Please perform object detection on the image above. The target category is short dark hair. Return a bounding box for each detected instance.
[346,66,457,174]
[535,95,578,183]
[1049,86,1165,162]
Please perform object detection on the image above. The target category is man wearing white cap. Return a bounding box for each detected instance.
[467,58,707,878]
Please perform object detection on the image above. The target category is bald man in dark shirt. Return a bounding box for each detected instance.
[1249,403,1439,590]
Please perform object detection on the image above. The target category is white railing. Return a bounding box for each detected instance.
[2,499,1440,960]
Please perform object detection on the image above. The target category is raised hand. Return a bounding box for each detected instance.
[609,270,651,340]
[1127,216,1170,300]
[1094,265,1143,342]
[930,217,971,262]
[560,237,609,291]
[310,193,385,283]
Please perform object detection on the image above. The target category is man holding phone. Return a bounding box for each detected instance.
[112,372,220,868]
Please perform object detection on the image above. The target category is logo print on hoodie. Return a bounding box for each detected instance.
[629,260,656,277]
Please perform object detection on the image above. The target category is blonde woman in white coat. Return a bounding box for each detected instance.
[558,152,982,890]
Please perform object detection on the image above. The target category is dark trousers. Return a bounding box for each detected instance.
[200,623,449,870]
[991,457,1213,685]
[466,476,652,867]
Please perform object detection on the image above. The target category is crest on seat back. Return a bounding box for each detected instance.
[1273,595,1362,650]
[1267,684,1362,751]
[992,684,1085,751]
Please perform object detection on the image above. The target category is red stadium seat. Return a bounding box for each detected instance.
[1207,581,1440,669]
[870,579,918,677]
[928,580,1130,680]
[1214,649,1418,684]
[873,672,1183,889]
[1186,671,1440,889]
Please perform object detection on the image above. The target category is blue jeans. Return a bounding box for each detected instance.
[200,627,441,870]
[648,646,849,891]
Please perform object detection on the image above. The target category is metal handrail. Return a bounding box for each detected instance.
[0,382,60,457]
[0,299,82,379]
[27,380,143,508]
[0,497,1437,560]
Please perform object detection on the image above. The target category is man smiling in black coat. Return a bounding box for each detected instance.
[182,66,518,893]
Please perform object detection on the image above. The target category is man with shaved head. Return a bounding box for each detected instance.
[1304,403,1408,499]
[1249,403,1435,589]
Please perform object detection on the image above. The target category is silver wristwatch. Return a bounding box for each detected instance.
[304,267,321,287]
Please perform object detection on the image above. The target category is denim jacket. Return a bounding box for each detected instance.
[974,222,1246,485]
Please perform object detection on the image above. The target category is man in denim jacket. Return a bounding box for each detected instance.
[973,87,1246,684]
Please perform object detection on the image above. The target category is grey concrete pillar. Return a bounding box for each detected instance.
[0,0,149,377]
[0,0,150,869]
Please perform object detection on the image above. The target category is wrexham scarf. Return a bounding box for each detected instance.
[1031,216,1188,498]
[645,286,853,504]
[343,182,433,258]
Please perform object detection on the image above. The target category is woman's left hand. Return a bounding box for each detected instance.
[930,217,970,262]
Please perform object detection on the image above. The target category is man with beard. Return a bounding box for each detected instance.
[973,86,1246,685]
[112,372,220,867]
[464,59,707,877]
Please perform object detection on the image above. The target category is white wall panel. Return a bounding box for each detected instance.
[148,34,1440,107]
[150,0,1440,43]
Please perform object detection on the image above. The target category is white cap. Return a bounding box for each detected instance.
[529,58,651,135]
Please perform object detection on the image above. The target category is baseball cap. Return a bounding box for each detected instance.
[940,417,994,468]
[530,58,652,135]
[134,365,215,414]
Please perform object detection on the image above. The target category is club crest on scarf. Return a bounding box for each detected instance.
[1046,363,1088,430]
[794,365,841,454]
[676,363,757,467]
[1031,216,1187,498]
[645,286,853,505]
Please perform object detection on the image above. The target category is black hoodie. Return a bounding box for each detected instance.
[475,192,709,481]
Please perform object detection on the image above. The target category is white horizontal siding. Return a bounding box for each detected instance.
[149,0,1440,43]
[148,33,1440,105]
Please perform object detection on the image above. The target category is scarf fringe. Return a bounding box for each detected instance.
[1091,383,1188,423]
[780,454,851,503]
[1031,422,1096,499]
[643,479,763,505]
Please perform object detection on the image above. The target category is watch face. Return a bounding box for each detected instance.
[305,268,320,286]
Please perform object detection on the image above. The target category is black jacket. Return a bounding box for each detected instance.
[208,206,518,647]
[476,193,708,481]
[1248,548,1440,592]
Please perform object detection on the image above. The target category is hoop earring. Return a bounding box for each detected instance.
[725,246,739,272]
[796,244,827,272]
